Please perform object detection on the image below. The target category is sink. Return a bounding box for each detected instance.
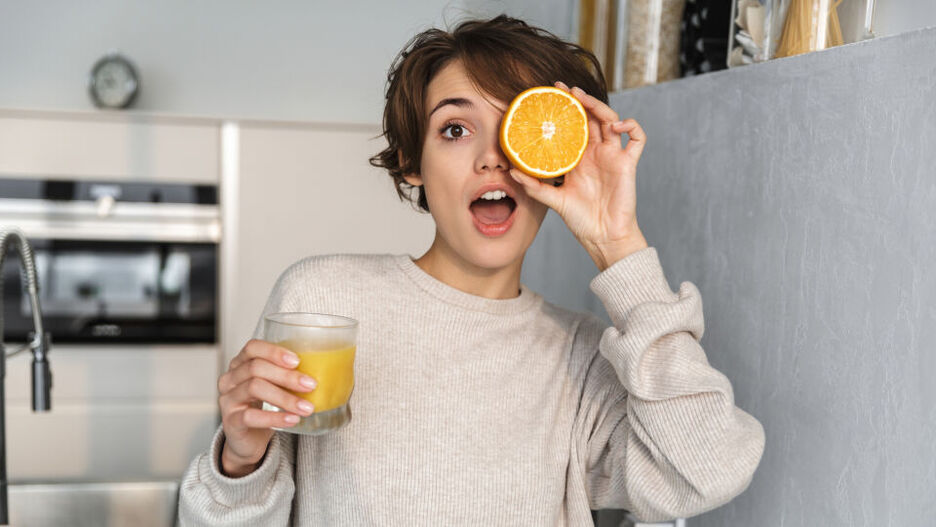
[8,481,179,527]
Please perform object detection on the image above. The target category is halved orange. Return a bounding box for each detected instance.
[499,86,589,178]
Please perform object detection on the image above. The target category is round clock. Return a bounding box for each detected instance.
[88,53,140,109]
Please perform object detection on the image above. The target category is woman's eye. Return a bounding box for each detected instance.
[442,124,471,140]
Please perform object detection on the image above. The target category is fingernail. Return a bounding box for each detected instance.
[283,353,300,367]
[297,401,314,414]
[284,414,300,424]
[300,376,317,389]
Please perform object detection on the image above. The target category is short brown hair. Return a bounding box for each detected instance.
[369,15,607,213]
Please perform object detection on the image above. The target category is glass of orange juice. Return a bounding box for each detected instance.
[261,312,358,435]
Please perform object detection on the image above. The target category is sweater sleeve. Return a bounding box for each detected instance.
[177,426,298,526]
[575,247,765,522]
[177,262,308,526]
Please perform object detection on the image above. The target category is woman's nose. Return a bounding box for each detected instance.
[475,129,510,173]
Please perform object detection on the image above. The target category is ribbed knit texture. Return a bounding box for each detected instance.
[178,248,765,526]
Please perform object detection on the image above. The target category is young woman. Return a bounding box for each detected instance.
[179,15,764,526]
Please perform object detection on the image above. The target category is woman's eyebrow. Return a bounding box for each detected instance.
[428,97,474,118]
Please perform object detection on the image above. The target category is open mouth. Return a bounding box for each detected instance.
[469,192,518,238]
[469,195,517,225]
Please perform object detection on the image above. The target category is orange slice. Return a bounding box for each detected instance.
[499,86,589,178]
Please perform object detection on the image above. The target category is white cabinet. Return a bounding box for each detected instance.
[5,345,218,481]
[0,109,218,184]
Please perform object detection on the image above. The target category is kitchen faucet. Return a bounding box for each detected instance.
[0,228,52,526]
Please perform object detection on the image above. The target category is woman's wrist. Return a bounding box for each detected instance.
[584,230,649,272]
[220,440,262,478]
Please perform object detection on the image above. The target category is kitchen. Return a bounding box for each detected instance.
[2,1,936,526]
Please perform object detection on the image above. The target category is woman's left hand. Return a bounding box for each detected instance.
[509,81,649,271]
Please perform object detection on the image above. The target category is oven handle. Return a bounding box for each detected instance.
[0,198,220,243]
[0,220,220,243]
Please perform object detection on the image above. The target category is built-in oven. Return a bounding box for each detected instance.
[0,178,219,344]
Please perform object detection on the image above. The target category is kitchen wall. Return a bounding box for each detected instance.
[0,0,572,124]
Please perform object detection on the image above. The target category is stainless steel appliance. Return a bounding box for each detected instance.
[0,178,220,343]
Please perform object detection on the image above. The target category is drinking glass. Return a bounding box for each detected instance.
[261,312,358,435]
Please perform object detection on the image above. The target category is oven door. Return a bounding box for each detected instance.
[1,195,219,344]
[2,239,217,343]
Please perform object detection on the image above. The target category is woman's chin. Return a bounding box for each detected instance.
[459,239,528,271]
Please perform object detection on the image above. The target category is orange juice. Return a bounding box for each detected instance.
[277,339,355,413]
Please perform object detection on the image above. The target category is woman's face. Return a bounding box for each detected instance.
[404,60,549,272]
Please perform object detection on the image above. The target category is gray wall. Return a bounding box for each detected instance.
[527,27,936,526]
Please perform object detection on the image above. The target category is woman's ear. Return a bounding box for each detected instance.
[403,173,423,187]
[398,150,423,187]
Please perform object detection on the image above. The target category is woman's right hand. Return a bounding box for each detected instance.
[217,339,318,477]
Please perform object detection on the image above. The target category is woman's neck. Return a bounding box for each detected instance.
[412,236,523,300]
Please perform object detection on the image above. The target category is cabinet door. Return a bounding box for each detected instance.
[6,345,219,481]
[222,123,434,358]
[0,111,219,184]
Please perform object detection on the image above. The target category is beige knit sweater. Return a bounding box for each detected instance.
[178,248,764,525]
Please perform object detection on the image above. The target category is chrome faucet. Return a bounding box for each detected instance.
[0,228,52,526]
